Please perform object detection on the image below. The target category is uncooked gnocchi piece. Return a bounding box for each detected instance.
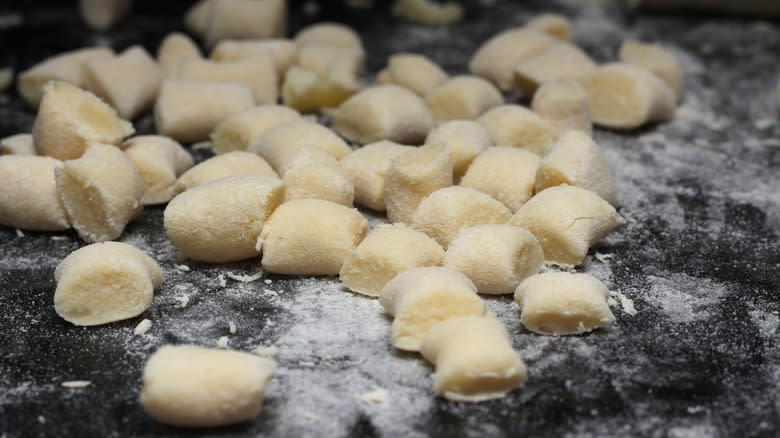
[176,57,277,104]
[515,272,616,335]
[141,345,276,428]
[157,33,202,78]
[444,224,543,294]
[339,223,445,297]
[0,133,36,155]
[459,147,541,212]
[384,143,453,224]
[55,143,144,243]
[248,120,351,172]
[33,81,135,160]
[280,145,340,174]
[477,104,557,156]
[211,39,297,77]
[514,43,597,96]
[203,0,287,48]
[424,120,492,182]
[122,136,194,205]
[527,13,573,42]
[509,185,624,266]
[339,141,414,211]
[376,53,448,97]
[392,0,463,26]
[581,63,676,130]
[281,66,359,113]
[259,199,368,275]
[154,80,254,143]
[184,0,211,36]
[469,28,555,91]
[410,186,511,248]
[379,267,486,352]
[174,151,276,194]
[54,241,162,326]
[420,316,527,401]
[333,85,434,145]
[0,156,69,231]
[296,44,364,78]
[425,75,503,123]
[531,78,592,136]
[535,130,619,206]
[294,22,364,53]
[283,163,354,206]
[619,40,684,101]
[79,0,132,30]
[210,105,301,154]
[165,176,284,263]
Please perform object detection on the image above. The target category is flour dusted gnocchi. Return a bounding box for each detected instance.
[294,23,364,52]
[339,141,414,211]
[203,0,287,48]
[283,163,354,206]
[79,0,132,30]
[122,136,193,205]
[459,147,541,212]
[248,120,351,172]
[469,28,555,91]
[165,176,284,263]
[211,39,298,77]
[280,145,339,175]
[425,76,503,123]
[340,224,445,297]
[211,105,301,154]
[384,143,453,224]
[259,199,368,275]
[392,0,463,26]
[527,13,573,42]
[0,134,36,155]
[184,0,211,36]
[157,33,201,78]
[54,242,162,326]
[141,345,276,428]
[379,267,486,352]
[424,120,492,182]
[377,53,448,97]
[619,40,684,101]
[514,43,597,96]
[509,185,624,266]
[174,151,276,194]
[531,78,592,136]
[0,156,69,231]
[296,44,364,78]
[177,57,277,104]
[515,272,615,335]
[281,66,359,113]
[477,104,557,156]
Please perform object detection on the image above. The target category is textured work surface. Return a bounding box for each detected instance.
[1,1,780,437]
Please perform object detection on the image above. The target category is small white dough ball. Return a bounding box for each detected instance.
[459,147,541,212]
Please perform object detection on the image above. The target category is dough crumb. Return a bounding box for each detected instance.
[133,319,153,335]
[217,336,230,348]
[594,252,614,263]
[229,321,237,334]
[62,380,91,388]
[610,291,638,316]
[358,388,388,404]
[191,141,212,150]
[264,279,273,284]
[253,345,280,359]
[51,235,69,241]
[175,295,190,308]
[218,274,227,287]
[15,229,24,238]
[174,264,190,272]
[227,271,263,283]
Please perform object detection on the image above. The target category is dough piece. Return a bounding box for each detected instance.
[279,144,339,175]
[514,43,597,96]
[154,80,254,143]
[581,63,676,130]
[425,75,503,123]
[140,345,276,428]
[410,186,511,248]
[55,143,144,242]
[210,105,301,154]
[384,143,453,224]
[392,0,463,26]
[32,81,134,160]
[259,199,368,275]
[281,66,359,113]
[164,176,284,263]
[174,151,276,194]
[296,44,364,78]
[157,33,202,78]
[444,224,543,294]
[204,0,287,48]
[0,156,69,230]
[17,47,114,108]
[184,0,211,36]
[420,316,527,401]
[477,104,557,156]
[248,120,351,172]
[0,134,36,155]
[424,120,491,182]
[294,23,364,53]
[535,130,619,206]
[514,272,615,335]
[339,141,414,211]
[339,223,445,297]
[527,14,573,42]
[469,28,556,91]
[122,135,194,205]
[54,242,162,326]
[376,53,448,97]
[619,40,684,101]
[176,57,277,104]
[509,185,624,266]
[211,39,297,77]
[283,163,354,206]
[332,85,434,145]
[79,0,132,30]
[531,78,592,136]
[379,267,486,352]
[460,147,541,212]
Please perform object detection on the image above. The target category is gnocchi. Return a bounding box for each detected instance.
[527,13,573,42]
[531,78,592,136]
[248,120,351,172]
[619,40,684,101]
[122,135,194,205]
[424,120,492,182]
[283,163,354,206]
[459,147,541,212]
[477,104,557,156]
[377,53,448,97]
[210,105,301,154]
[294,23,364,53]
[0,133,36,156]
[174,151,277,195]
[157,33,202,78]
[211,39,297,77]
[469,28,555,91]
[384,143,453,224]
[203,0,287,48]
[339,140,414,211]
[425,75,503,123]
[176,57,277,104]
[0,156,69,231]
[514,43,597,96]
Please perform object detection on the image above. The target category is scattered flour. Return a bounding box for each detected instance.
[133,319,152,335]
[226,271,263,282]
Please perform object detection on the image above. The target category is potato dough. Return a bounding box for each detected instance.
[531,78,592,136]
[420,316,527,401]
[0,134,36,155]
[176,57,277,104]
[54,241,162,326]
[259,199,368,275]
[527,13,573,42]
[384,143,453,224]
[211,39,297,77]
[424,120,492,182]
[509,185,624,266]
[515,272,616,335]
[296,44,364,78]
[460,147,541,212]
[377,53,448,97]
[619,40,684,101]
[122,136,194,205]
[283,163,354,206]
[141,345,276,428]
[477,104,557,156]
[294,23,364,53]
[204,0,286,48]
[248,120,351,172]
[469,28,555,91]
[157,33,202,78]
[184,0,211,36]
[174,151,277,194]
[379,267,486,352]
[0,156,69,231]
[339,223,445,297]
[280,145,339,175]
[79,0,132,30]
[281,66,358,113]
[164,176,284,263]
[514,43,597,96]
[444,224,543,294]
[210,105,301,154]
[425,75,503,123]
[339,141,414,211]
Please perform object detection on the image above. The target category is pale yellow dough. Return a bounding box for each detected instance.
[122,136,194,205]
[619,40,684,102]
[377,53,448,97]
[531,78,592,136]
[157,33,202,79]
[425,75,503,123]
[424,120,492,182]
[211,39,298,78]
[0,134,36,156]
[0,155,69,231]
[210,105,302,154]
[176,57,277,104]
[79,0,132,30]
[203,0,286,48]
[469,28,555,91]
[339,141,414,211]
[459,146,541,212]
[174,151,277,195]
[477,104,557,156]
[294,23,364,53]
[280,145,339,175]
[514,43,596,96]
[527,13,573,42]
[248,120,352,172]
[384,143,453,224]
[283,163,354,206]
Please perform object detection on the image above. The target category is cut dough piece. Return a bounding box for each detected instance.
[339,141,414,211]
[392,0,463,26]
[176,57,277,104]
[619,40,684,101]
[527,13,573,42]
[420,316,527,401]
[535,130,619,206]
[339,223,445,297]
[122,136,194,205]
[259,199,368,275]
[444,224,543,294]
[376,53,448,97]
[184,0,211,36]
[281,66,359,113]
[0,156,69,231]
[33,81,134,160]
[296,44,364,78]
[248,120,351,172]
[332,85,434,145]
[157,33,202,78]
[54,241,162,326]
[141,345,276,428]
[469,28,556,91]
[379,267,486,352]
[174,151,276,194]
[509,185,624,266]
[581,63,676,130]
[425,75,503,123]
[210,105,301,154]
[514,43,597,96]
[211,39,297,77]
[56,144,144,242]
[283,163,354,206]
[294,23,364,53]
[79,0,132,30]
[384,143,453,224]
[424,120,492,182]
[460,147,541,212]
[164,176,284,263]
[203,0,287,48]
[0,134,36,155]
[515,272,616,335]
[410,186,511,248]
[280,145,339,175]
[531,78,592,136]
[477,104,557,156]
